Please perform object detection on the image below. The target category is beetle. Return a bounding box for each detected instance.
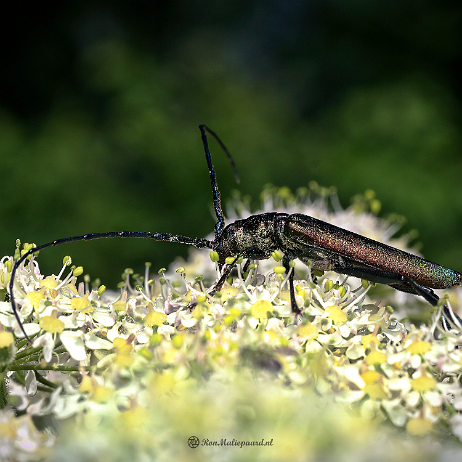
[8,124,462,339]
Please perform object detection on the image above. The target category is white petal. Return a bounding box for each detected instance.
[381,399,407,427]
[53,393,88,419]
[426,391,443,407]
[33,333,54,363]
[60,330,87,361]
[14,322,40,338]
[84,331,113,350]
[24,370,38,397]
[450,414,462,440]
[92,306,117,327]
[343,366,365,389]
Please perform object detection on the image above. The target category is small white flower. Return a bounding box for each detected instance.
[60,330,87,361]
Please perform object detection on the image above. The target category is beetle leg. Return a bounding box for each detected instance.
[398,276,462,330]
[210,261,237,295]
[283,257,302,315]
[242,259,251,274]
[186,260,237,313]
[336,262,462,329]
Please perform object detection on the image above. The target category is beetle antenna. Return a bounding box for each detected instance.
[199,124,237,240]
[9,232,214,341]
[201,125,240,184]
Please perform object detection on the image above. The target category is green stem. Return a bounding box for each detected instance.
[15,332,39,350]
[14,347,68,366]
[34,371,58,389]
[14,345,44,361]
[9,364,93,372]
[37,385,56,393]
[0,373,8,409]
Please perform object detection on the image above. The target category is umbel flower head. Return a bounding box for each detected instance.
[0,186,462,461]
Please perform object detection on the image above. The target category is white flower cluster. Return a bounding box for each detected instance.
[0,187,461,461]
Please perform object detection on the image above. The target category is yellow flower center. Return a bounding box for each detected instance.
[297,323,318,340]
[406,340,432,355]
[325,306,347,325]
[39,310,65,334]
[250,300,273,319]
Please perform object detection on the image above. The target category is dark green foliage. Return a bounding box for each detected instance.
[1,2,461,286]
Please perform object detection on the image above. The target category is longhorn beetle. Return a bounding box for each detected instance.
[8,125,462,340]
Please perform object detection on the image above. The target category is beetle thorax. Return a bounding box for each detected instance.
[215,212,288,263]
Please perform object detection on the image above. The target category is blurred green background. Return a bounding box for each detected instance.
[1,1,461,287]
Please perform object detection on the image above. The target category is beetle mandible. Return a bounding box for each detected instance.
[8,124,462,339]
